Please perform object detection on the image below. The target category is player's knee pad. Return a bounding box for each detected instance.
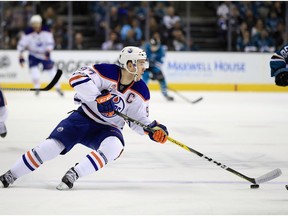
[33,138,65,162]
[98,136,124,162]
[275,72,288,86]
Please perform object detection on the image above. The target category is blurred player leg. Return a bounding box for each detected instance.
[152,70,174,101]
[0,90,7,138]
[30,66,41,95]
[43,60,64,97]
[0,139,65,188]
[57,136,124,190]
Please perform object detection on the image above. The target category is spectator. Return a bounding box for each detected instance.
[244,9,255,32]
[236,30,257,52]
[43,7,56,28]
[162,5,181,44]
[237,21,248,39]
[252,29,275,52]
[108,6,121,33]
[216,2,233,46]
[251,19,265,37]
[266,10,281,34]
[272,21,286,50]
[172,29,187,51]
[101,31,123,50]
[163,6,181,31]
[122,29,140,47]
[52,16,67,49]
[73,32,85,50]
[120,19,142,42]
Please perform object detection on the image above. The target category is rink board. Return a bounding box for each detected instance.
[0,50,286,92]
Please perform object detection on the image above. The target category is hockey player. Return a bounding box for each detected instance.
[0,89,7,138]
[17,15,64,96]
[143,37,174,101]
[0,46,169,190]
[270,43,288,86]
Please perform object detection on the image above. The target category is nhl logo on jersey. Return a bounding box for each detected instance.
[108,94,125,118]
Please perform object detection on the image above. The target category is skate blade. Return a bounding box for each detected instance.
[56,182,70,190]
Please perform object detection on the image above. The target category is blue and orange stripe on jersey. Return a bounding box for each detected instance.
[69,74,91,88]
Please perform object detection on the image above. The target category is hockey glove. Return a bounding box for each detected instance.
[144,120,169,144]
[96,90,115,117]
[275,72,288,86]
[45,51,50,59]
[19,55,25,67]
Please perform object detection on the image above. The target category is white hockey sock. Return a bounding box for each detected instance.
[10,139,65,179]
[74,136,124,177]
[30,66,40,88]
[46,67,61,89]
[0,106,8,122]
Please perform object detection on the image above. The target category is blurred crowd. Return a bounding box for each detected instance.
[216,1,286,52]
[1,1,287,52]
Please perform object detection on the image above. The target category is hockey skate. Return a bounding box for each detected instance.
[163,94,174,101]
[0,122,7,138]
[0,170,16,188]
[56,167,79,190]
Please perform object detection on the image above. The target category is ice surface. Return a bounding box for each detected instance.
[0,90,288,215]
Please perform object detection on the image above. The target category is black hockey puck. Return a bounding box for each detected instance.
[250,184,259,189]
[285,185,288,190]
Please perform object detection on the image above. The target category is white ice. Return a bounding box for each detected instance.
[0,90,288,215]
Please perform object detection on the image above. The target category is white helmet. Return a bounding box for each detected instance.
[118,46,148,71]
[30,15,42,25]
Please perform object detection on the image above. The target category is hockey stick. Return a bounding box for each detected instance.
[168,87,203,104]
[115,111,282,185]
[0,69,63,92]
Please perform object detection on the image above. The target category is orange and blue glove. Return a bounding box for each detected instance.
[144,120,169,144]
[96,90,115,117]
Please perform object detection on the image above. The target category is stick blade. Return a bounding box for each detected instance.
[255,168,282,184]
[191,97,203,104]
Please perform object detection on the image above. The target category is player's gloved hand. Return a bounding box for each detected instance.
[144,120,169,144]
[96,90,115,117]
[275,71,288,86]
[45,51,50,60]
[19,55,25,67]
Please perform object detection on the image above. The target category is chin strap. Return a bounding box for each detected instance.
[125,65,138,81]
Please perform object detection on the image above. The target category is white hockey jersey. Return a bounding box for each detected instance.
[17,27,55,60]
[69,64,152,135]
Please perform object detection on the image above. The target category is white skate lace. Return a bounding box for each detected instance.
[4,171,15,184]
[65,169,78,183]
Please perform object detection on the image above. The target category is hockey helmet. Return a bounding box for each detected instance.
[30,15,42,25]
[118,46,149,81]
[150,38,160,46]
[150,38,161,51]
[118,46,148,70]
